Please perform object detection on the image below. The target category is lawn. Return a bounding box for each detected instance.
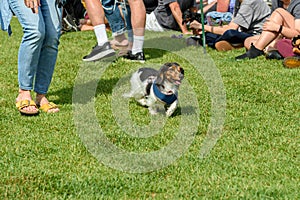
[0,17,299,199]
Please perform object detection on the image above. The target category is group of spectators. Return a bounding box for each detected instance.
[76,0,300,64]
[0,0,299,116]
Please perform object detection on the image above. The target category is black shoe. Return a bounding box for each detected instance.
[83,42,115,62]
[265,50,284,60]
[235,43,264,60]
[123,51,145,63]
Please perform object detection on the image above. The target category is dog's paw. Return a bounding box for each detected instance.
[148,107,158,115]
[166,110,174,117]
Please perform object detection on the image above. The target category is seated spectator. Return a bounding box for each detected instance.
[190,0,271,51]
[145,0,194,34]
[236,0,300,59]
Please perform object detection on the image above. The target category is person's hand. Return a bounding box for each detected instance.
[263,18,280,32]
[193,29,202,35]
[189,20,202,30]
[182,30,193,35]
[24,0,40,14]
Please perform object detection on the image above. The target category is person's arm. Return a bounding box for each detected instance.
[169,1,192,34]
[190,20,239,35]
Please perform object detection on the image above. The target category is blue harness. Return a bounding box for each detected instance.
[152,82,177,105]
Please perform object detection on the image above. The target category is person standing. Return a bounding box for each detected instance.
[1,0,61,115]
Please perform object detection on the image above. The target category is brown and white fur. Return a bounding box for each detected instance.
[123,62,184,117]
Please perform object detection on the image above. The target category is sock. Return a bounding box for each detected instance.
[131,35,144,55]
[94,24,108,46]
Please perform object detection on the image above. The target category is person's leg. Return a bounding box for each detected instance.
[102,0,128,47]
[215,30,250,51]
[128,0,145,55]
[9,0,45,114]
[120,3,133,50]
[82,0,115,61]
[85,0,108,45]
[254,8,295,50]
[34,0,61,113]
[244,35,260,50]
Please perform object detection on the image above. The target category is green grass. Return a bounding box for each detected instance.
[0,17,299,199]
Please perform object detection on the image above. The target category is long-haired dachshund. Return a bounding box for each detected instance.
[123,62,184,117]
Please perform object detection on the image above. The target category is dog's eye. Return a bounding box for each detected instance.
[180,68,184,75]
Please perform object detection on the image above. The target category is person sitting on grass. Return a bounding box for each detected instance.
[189,0,271,51]
[144,0,194,35]
[235,0,300,60]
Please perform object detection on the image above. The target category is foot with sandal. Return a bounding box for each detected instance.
[16,90,59,115]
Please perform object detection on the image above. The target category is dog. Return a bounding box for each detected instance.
[182,9,202,26]
[123,62,184,117]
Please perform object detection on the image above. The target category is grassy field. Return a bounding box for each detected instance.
[0,17,299,199]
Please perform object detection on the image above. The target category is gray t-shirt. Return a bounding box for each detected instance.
[287,0,300,19]
[154,0,194,31]
[233,0,271,35]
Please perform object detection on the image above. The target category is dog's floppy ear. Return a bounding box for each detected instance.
[155,63,170,85]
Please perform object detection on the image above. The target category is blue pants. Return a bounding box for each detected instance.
[215,29,252,44]
[102,0,132,40]
[9,0,62,94]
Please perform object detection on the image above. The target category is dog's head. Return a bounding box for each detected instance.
[292,35,300,55]
[182,9,202,25]
[156,62,184,86]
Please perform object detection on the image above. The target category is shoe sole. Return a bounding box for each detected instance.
[83,50,116,62]
[215,41,243,51]
[283,57,300,68]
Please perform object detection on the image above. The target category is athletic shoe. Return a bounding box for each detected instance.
[83,42,116,62]
[283,56,300,68]
[123,51,145,63]
[215,40,243,51]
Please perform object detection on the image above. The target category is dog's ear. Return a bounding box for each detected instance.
[156,64,170,85]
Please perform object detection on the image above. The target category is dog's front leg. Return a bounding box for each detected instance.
[146,98,158,115]
[166,100,178,117]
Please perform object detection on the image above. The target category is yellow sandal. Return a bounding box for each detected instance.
[39,102,59,113]
[16,100,39,115]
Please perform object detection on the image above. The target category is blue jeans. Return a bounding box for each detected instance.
[8,0,62,94]
[102,0,132,39]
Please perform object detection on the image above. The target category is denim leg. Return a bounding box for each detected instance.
[8,0,46,91]
[102,0,126,36]
[215,29,252,44]
[34,0,61,94]
[121,4,133,42]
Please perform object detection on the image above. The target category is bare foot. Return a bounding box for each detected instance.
[36,94,59,113]
[16,90,39,114]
